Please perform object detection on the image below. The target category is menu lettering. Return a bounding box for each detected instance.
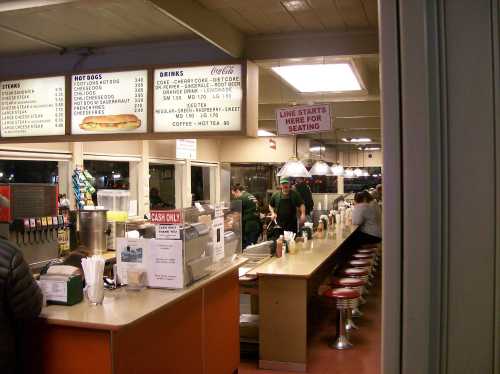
[154,64,242,132]
[71,70,147,134]
[0,76,65,137]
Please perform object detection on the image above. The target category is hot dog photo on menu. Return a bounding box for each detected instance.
[79,114,141,131]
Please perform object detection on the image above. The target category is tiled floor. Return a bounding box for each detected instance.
[238,274,381,374]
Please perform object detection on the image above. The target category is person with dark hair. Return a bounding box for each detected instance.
[231,184,260,248]
[293,178,314,218]
[350,190,382,246]
[0,238,43,373]
[269,177,306,234]
[149,187,165,209]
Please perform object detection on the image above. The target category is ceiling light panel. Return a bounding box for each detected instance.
[281,0,309,12]
[271,63,362,93]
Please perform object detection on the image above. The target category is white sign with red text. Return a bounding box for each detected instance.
[275,104,331,136]
[154,64,242,133]
[150,210,182,224]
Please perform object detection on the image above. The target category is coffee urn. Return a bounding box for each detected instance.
[78,209,108,254]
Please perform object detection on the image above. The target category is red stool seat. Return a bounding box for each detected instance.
[349,259,372,267]
[358,248,376,254]
[323,287,360,299]
[353,253,374,260]
[331,277,366,288]
[342,268,369,277]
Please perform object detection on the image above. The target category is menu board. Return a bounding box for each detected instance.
[154,64,242,133]
[71,70,147,135]
[0,76,65,137]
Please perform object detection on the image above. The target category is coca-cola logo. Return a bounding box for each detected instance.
[211,65,235,75]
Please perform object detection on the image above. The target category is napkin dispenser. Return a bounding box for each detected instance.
[38,265,84,306]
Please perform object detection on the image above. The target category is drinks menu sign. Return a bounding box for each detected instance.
[71,70,147,135]
[154,64,242,133]
[0,76,65,137]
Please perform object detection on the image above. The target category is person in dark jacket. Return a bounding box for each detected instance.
[293,178,314,217]
[231,184,261,248]
[0,238,43,374]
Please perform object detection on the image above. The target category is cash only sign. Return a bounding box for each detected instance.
[275,103,332,136]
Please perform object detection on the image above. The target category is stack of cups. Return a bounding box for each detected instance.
[81,255,105,305]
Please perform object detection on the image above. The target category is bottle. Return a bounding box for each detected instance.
[276,235,284,258]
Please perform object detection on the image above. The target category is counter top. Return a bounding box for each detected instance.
[40,256,247,331]
[247,224,358,278]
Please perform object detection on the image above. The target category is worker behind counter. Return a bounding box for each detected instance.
[269,177,306,234]
[231,184,261,248]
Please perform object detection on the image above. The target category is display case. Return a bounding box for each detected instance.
[116,200,242,289]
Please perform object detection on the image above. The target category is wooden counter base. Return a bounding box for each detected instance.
[29,270,240,374]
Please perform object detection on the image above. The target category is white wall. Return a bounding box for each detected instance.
[0,142,71,153]
[83,141,141,156]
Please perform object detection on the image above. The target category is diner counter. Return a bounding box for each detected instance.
[41,256,247,330]
[248,223,358,278]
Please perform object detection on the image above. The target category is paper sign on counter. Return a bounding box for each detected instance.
[155,224,180,240]
[212,216,224,262]
[148,240,184,289]
[116,238,148,284]
[39,278,67,303]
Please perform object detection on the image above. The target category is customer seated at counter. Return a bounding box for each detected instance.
[351,190,382,246]
[0,238,43,374]
[269,177,306,235]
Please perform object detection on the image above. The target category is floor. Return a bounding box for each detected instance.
[238,273,381,374]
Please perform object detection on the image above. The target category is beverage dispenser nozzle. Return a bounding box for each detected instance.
[52,216,58,240]
[28,218,35,244]
[23,218,30,245]
[35,217,42,243]
[12,219,24,245]
[41,217,48,242]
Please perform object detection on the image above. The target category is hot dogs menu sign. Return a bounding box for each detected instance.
[154,64,242,132]
[71,70,147,134]
[0,76,65,137]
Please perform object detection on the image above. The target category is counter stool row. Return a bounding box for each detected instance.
[323,245,381,350]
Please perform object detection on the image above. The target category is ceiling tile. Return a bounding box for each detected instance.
[0,29,56,56]
[361,0,378,27]
[291,9,325,31]
[335,0,370,29]
[307,0,345,30]
[216,7,259,33]
[197,0,231,10]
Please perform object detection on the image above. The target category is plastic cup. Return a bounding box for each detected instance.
[86,284,104,305]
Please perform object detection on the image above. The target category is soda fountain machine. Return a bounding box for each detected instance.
[0,183,68,269]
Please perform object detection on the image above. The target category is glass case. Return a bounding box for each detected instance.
[116,201,242,289]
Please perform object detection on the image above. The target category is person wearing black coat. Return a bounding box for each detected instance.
[0,238,43,374]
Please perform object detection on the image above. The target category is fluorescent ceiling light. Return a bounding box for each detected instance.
[272,63,362,93]
[341,137,372,143]
[281,0,309,11]
[257,129,276,137]
[358,146,381,151]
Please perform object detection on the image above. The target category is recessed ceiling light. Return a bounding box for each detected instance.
[281,0,309,12]
[272,63,362,93]
[258,129,276,137]
[341,137,372,143]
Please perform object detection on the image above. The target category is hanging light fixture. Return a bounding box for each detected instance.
[344,168,355,178]
[353,167,363,177]
[330,132,345,176]
[331,163,344,176]
[277,136,311,178]
[309,139,334,176]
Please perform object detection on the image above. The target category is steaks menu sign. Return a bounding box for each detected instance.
[71,70,148,134]
[154,64,242,133]
[0,76,65,137]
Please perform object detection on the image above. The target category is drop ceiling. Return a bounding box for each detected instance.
[0,0,380,148]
